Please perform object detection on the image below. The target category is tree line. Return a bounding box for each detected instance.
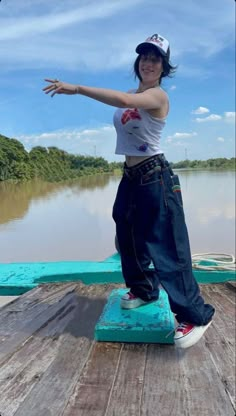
[0,134,111,181]
[0,134,235,182]
[170,158,235,170]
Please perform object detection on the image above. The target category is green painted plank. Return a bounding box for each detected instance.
[0,253,235,296]
[95,288,175,344]
[0,285,37,296]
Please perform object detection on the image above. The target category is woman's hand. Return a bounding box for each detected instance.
[43,79,79,97]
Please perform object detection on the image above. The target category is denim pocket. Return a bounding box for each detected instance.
[170,174,183,206]
[140,169,162,186]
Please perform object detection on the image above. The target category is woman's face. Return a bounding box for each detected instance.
[139,52,163,84]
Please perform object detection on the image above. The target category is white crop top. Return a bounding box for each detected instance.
[113,91,166,156]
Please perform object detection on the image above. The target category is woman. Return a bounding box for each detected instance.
[43,33,215,349]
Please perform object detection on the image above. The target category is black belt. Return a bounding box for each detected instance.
[123,154,167,180]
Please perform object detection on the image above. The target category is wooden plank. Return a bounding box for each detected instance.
[0,283,78,334]
[0,284,79,365]
[0,282,234,416]
[104,343,147,416]
[202,284,235,320]
[11,283,113,416]
[201,284,236,409]
[62,342,122,416]
[0,284,81,415]
[12,337,93,416]
[141,344,184,416]
[0,339,61,416]
[210,283,236,305]
[226,280,236,291]
[0,287,79,406]
[141,342,235,416]
[201,285,235,345]
[179,343,235,416]
[204,327,235,410]
[221,281,236,302]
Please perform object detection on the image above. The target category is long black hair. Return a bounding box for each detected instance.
[134,45,177,85]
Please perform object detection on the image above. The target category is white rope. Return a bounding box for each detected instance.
[192,253,236,271]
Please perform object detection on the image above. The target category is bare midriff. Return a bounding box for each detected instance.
[125,155,151,167]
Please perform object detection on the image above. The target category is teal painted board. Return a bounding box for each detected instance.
[0,252,235,296]
[95,288,175,344]
[0,285,37,296]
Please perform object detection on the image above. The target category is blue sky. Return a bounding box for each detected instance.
[0,0,235,162]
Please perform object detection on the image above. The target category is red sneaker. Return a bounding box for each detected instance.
[120,291,150,309]
[174,321,212,349]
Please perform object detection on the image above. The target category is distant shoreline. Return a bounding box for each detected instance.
[0,134,235,182]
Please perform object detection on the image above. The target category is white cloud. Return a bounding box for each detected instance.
[0,0,235,71]
[16,125,120,161]
[166,132,197,142]
[191,106,210,115]
[0,0,144,41]
[194,114,222,123]
[217,137,225,142]
[224,112,236,123]
[194,112,235,123]
[169,85,177,91]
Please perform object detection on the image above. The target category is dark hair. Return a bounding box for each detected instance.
[133,45,177,85]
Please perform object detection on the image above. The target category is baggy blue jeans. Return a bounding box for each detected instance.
[112,156,215,325]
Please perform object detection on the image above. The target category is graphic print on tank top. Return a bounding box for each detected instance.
[120,108,149,152]
[121,108,141,124]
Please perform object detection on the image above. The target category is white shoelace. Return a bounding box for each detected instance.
[165,322,189,338]
[177,322,189,330]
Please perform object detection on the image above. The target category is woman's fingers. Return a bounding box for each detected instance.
[44,78,59,83]
[51,87,62,97]
[43,79,76,96]
[43,85,54,92]
[42,78,60,92]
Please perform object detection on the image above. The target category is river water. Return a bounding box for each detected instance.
[0,171,235,263]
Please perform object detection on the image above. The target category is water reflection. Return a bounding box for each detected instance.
[0,175,111,225]
[0,180,63,225]
[0,171,235,263]
[72,174,110,190]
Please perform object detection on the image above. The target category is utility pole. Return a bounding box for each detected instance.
[185,148,188,160]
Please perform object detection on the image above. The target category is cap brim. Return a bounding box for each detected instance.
[136,42,166,56]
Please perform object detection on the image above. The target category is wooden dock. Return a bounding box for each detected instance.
[0,281,235,416]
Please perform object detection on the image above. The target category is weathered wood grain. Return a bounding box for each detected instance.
[104,343,147,416]
[141,344,186,416]
[201,285,235,409]
[0,291,79,415]
[13,336,93,416]
[11,283,113,416]
[141,341,235,416]
[0,283,78,334]
[179,342,235,416]
[226,280,236,291]
[0,284,79,365]
[202,285,235,345]
[0,282,235,416]
[62,342,122,416]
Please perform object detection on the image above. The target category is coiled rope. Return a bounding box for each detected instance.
[192,253,236,271]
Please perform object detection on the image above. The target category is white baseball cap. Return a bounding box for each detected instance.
[136,34,170,57]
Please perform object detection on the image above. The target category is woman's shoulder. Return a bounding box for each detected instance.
[146,87,169,119]
[126,88,137,94]
[154,86,169,99]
